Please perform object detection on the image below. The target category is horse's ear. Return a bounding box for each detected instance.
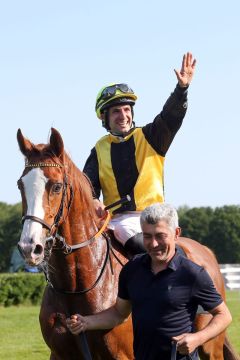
[17,129,34,156]
[49,128,64,158]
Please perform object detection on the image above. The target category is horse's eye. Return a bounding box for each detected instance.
[52,183,63,193]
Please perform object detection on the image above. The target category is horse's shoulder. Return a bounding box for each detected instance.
[105,229,129,264]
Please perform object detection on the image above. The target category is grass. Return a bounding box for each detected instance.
[226,290,240,354]
[0,305,49,360]
[0,291,239,359]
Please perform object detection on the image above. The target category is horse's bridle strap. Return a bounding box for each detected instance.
[54,211,111,254]
[69,211,111,250]
[22,215,52,231]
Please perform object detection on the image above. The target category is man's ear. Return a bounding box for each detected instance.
[175,227,181,239]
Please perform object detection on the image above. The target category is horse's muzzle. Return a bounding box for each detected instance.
[17,240,44,265]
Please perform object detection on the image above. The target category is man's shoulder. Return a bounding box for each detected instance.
[176,250,205,275]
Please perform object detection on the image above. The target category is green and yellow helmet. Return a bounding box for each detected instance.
[95,83,137,119]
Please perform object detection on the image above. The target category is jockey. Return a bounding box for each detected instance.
[83,52,196,256]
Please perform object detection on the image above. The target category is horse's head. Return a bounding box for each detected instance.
[17,128,73,265]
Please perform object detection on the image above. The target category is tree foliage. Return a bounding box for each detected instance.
[179,206,214,244]
[0,273,45,306]
[207,206,240,263]
[179,205,240,263]
[0,202,22,272]
[0,202,240,271]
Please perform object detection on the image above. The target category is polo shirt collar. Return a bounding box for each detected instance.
[141,247,182,272]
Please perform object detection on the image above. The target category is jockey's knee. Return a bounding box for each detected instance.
[124,233,145,256]
[112,216,144,256]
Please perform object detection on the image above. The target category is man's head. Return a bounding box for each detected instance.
[140,203,181,263]
[95,83,137,135]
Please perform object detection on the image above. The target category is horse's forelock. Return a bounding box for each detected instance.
[25,143,63,164]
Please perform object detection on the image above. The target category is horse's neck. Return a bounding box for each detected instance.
[62,162,99,243]
[62,200,98,244]
[49,199,104,296]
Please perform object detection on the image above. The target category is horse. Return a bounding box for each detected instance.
[17,128,239,360]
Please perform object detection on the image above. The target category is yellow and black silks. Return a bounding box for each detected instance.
[95,127,164,214]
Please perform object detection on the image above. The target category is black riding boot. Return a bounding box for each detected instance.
[124,233,146,257]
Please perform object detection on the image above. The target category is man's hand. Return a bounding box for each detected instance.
[172,333,199,355]
[66,314,87,335]
[93,198,107,218]
[174,52,196,88]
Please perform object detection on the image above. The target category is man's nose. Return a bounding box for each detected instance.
[118,109,126,118]
[151,238,159,247]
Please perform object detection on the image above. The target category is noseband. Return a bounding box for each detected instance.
[19,161,115,291]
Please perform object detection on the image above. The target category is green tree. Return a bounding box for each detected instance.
[178,206,214,245]
[0,202,22,272]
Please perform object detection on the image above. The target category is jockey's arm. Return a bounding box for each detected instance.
[83,147,101,199]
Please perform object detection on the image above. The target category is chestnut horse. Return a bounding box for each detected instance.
[17,128,238,360]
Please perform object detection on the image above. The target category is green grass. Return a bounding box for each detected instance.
[226,290,240,354]
[0,305,49,360]
[0,291,239,359]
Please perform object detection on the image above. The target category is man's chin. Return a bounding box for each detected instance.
[151,251,168,261]
[119,127,130,133]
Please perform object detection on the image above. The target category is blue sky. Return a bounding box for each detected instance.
[1,0,239,208]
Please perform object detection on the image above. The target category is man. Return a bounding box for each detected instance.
[66,203,232,360]
[83,53,197,255]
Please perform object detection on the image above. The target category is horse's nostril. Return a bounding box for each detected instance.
[34,244,43,255]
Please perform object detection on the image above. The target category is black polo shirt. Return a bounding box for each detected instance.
[118,247,223,360]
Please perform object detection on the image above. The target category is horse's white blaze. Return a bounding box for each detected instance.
[20,168,48,245]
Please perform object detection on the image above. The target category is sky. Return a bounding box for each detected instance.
[0,0,239,208]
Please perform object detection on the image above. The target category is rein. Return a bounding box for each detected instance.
[20,161,129,360]
[45,212,113,295]
[48,231,111,295]
[21,161,115,294]
[49,211,111,255]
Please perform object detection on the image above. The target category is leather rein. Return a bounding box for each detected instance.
[20,161,116,295]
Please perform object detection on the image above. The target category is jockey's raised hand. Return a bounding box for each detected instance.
[174,52,196,88]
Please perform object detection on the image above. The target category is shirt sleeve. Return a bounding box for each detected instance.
[192,267,223,311]
[142,84,188,156]
[83,147,101,199]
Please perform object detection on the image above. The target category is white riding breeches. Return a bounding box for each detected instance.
[108,212,142,245]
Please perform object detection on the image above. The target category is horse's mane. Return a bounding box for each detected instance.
[63,151,97,220]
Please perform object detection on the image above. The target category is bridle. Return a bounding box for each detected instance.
[19,161,118,293]
[19,161,124,360]
[20,162,73,236]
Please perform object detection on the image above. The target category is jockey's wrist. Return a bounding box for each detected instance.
[177,82,189,89]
